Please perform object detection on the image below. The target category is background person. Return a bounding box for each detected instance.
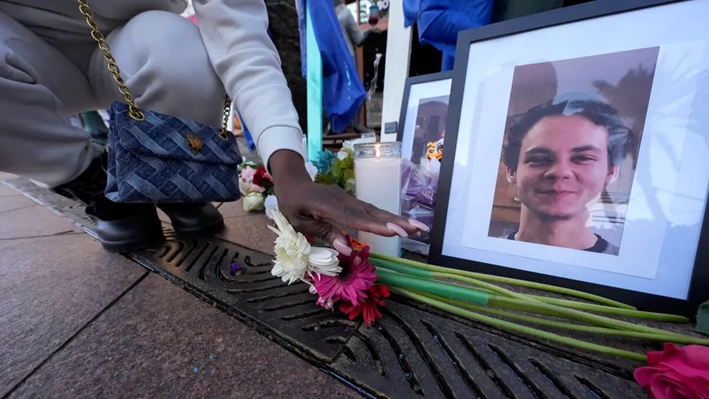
[333,0,379,134]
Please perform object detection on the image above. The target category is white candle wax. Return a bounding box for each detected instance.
[355,157,401,256]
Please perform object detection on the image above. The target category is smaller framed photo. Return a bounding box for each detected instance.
[430,0,709,317]
[396,72,452,253]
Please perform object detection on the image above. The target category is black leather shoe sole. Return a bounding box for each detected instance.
[159,203,225,238]
[96,210,165,253]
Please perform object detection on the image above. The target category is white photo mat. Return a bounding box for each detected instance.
[442,0,709,300]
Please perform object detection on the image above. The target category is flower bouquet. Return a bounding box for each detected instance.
[238,161,274,212]
[268,209,389,324]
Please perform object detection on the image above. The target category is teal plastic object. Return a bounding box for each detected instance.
[305,8,323,163]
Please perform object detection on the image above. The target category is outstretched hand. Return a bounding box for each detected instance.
[269,150,429,255]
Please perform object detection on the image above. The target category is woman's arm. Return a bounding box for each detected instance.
[193,0,304,170]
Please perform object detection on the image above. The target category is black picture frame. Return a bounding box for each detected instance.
[396,72,453,250]
[429,0,709,318]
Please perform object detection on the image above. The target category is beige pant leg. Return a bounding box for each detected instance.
[0,10,104,187]
[88,10,227,127]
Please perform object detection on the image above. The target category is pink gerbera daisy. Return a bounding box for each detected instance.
[313,246,378,306]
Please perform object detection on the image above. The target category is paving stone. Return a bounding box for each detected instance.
[0,196,36,215]
[0,183,20,197]
[215,200,253,219]
[0,205,82,240]
[0,234,147,397]
[216,213,275,253]
[8,275,360,399]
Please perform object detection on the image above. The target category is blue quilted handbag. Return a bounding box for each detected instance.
[105,102,242,203]
[79,0,242,203]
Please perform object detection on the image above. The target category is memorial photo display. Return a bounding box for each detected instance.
[430,0,709,315]
[397,73,452,251]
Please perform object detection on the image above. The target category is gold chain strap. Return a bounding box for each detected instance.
[77,0,232,139]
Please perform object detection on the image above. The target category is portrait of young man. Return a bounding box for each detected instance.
[497,95,634,255]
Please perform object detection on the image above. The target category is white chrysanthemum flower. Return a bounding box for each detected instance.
[268,210,342,284]
[268,210,311,284]
[306,247,342,278]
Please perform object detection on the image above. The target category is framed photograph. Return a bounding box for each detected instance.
[397,72,452,252]
[430,0,709,316]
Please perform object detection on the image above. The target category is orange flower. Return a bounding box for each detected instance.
[348,235,367,251]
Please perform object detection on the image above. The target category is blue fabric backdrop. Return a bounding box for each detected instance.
[403,0,494,71]
[297,0,367,133]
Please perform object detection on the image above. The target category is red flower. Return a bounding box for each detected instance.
[634,343,709,399]
[338,285,390,326]
[252,166,273,188]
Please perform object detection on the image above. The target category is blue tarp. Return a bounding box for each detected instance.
[403,0,494,71]
[297,0,367,133]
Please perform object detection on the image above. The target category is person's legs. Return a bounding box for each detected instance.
[0,10,103,187]
[88,10,228,236]
[0,9,164,252]
[89,10,226,126]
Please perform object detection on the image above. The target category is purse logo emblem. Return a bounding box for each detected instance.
[185,133,203,155]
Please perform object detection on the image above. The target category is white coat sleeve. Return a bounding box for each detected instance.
[193,0,305,169]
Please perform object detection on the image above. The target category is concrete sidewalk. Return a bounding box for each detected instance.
[0,173,359,399]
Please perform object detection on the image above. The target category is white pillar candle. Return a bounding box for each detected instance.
[354,142,402,257]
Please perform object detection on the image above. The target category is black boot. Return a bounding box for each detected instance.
[158,203,225,237]
[52,153,164,253]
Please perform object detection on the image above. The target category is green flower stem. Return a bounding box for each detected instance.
[488,296,698,339]
[509,294,688,321]
[371,258,433,278]
[420,291,709,345]
[436,274,686,322]
[390,287,647,362]
[378,267,696,340]
[375,268,489,305]
[371,259,538,303]
[369,252,635,310]
[370,258,686,322]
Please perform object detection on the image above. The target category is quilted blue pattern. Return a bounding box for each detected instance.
[105,102,242,203]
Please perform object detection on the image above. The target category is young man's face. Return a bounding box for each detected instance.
[507,114,618,220]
